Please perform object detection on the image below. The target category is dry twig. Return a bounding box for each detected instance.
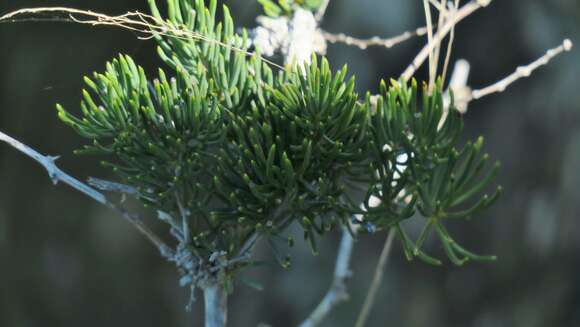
[469,39,573,101]
[401,0,492,81]
[0,6,284,70]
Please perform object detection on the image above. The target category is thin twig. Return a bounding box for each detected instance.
[0,130,175,259]
[431,0,447,87]
[298,225,357,327]
[422,0,436,90]
[441,0,460,83]
[322,26,428,50]
[0,6,284,70]
[315,0,331,22]
[237,232,259,258]
[354,228,396,327]
[469,39,573,101]
[401,0,492,81]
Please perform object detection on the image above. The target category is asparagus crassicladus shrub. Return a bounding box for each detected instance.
[56,0,501,292]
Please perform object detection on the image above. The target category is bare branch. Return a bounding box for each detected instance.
[444,39,573,114]
[469,39,573,101]
[0,130,175,259]
[322,26,428,50]
[299,226,356,327]
[354,228,396,327]
[0,6,284,70]
[401,0,492,82]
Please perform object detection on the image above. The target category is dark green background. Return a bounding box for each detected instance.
[1,1,579,326]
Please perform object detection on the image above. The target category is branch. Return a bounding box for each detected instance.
[203,283,228,327]
[322,25,428,50]
[445,39,573,114]
[400,0,492,81]
[237,232,259,258]
[354,228,396,327]
[469,39,573,101]
[0,6,284,70]
[298,190,386,327]
[0,130,175,259]
[298,225,356,327]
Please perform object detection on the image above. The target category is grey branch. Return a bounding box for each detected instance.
[323,26,429,50]
[0,130,175,259]
[469,39,573,101]
[203,283,228,327]
[447,39,573,113]
[299,226,356,327]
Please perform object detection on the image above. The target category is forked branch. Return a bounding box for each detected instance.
[401,0,492,81]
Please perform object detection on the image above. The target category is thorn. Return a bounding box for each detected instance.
[49,173,59,185]
[48,155,60,163]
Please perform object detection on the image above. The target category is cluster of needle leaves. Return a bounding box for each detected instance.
[366,80,502,265]
[56,0,501,269]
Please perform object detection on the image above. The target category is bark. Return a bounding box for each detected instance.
[204,283,228,327]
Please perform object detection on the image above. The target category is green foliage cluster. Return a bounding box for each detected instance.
[258,0,323,17]
[366,80,502,265]
[56,0,501,269]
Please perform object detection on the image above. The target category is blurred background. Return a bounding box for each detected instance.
[0,0,579,326]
